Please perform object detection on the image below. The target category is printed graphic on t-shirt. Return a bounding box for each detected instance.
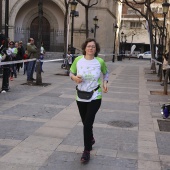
[70,55,108,102]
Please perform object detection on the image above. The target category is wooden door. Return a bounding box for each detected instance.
[30,16,50,51]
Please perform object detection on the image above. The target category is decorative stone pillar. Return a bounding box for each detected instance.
[2,0,5,31]
[0,0,2,30]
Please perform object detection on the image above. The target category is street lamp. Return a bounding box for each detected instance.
[93,16,99,38]
[120,31,127,59]
[159,1,170,90]
[124,34,127,58]
[162,1,170,14]
[5,0,9,47]
[161,1,170,54]
[129,32,135,60]
[112,24,118,62]
[1,0,9,92]
[153,18,159,58]
[70,0,78,54]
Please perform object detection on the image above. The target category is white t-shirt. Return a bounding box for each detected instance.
[40,46,45,55]
[67,54,73,64]
[70,55,108,102]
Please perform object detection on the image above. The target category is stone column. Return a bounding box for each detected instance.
[0,0,2,30]
[2,0,5,30]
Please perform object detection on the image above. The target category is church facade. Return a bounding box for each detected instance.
[0,0,119,54]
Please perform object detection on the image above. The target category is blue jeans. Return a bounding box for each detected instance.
[10,64,17,77]
[27,60,36,81]
[24,62,28,74]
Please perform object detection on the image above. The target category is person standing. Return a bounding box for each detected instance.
[40,41,45,72]
[161,53,170,86]
[35,41,45,72]
[67,50,73,68]
[23,50,28,75]
[27,38,37,84]
[70,38,109,163]
[15,42,23,73]
[8,41,17,80]
[19,41,25,72]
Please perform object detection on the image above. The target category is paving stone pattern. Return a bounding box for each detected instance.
[0,60,169,169]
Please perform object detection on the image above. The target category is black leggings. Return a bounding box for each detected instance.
[76,99,101,151]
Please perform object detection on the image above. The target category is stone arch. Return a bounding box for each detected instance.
[20,7,59,51]
[22,7,59,30]
[30,16,51,51]
[51,0,65,13]
[9,0,65,26]
[9,0,30,26]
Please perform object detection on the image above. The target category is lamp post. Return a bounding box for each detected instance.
[120,31,127,59]
[162,1,170,54]
[124,34,127,59]
[93,16,99,38]
[70,0,78,54]
[120,31,124,55]
[130,32,135,60]
[112,24,118,62]
[154,18,159,53]
[161,0,170,95]
[1,0,9,92]
[5,0,9,47]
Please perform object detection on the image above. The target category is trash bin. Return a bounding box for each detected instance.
[117,55,122,61]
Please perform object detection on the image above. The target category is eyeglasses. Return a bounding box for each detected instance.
[86,45,96,49]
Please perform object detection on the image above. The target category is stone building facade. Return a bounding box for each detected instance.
[120,0,170,56]
[0,0,119,54]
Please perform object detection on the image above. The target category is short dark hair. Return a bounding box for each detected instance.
[9,41,14,45]
[28,38,34,42]
[81,38,100,57]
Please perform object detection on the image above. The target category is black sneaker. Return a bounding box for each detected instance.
[89,138,95,151]
[31,78,36,81]
[81,150,90,163]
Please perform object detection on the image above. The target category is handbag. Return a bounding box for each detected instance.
[76,85,100,100]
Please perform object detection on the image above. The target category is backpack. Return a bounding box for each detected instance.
[161,103,170,119]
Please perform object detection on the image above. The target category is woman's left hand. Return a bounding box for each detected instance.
[103,81,108,93]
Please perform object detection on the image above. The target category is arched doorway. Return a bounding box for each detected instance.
[30,16,50,51]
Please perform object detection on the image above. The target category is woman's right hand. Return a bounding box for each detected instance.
[72,75,83,84]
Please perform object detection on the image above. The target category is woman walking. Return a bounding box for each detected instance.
[70,38,109,163]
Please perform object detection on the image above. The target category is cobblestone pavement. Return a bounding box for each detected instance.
[0,58,170,170]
